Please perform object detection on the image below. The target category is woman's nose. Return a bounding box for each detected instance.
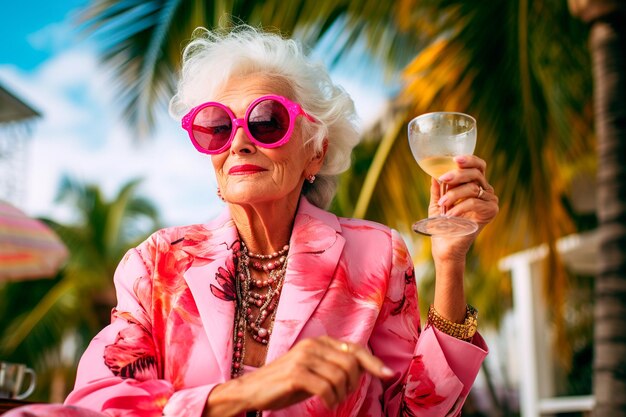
[230,123,256,154]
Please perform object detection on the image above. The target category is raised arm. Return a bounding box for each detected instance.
[370,228,489,417]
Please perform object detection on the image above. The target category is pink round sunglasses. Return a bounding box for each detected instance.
[181,94,316,154]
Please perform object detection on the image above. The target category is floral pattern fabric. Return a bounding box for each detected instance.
[7,197,487,417]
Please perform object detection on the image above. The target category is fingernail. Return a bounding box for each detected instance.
[438,195,448,207]
[454,156,466,164]
[439,173,453,182]
[381,366,394,377]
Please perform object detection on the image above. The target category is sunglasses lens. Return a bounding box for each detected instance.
[192,105,232,152]
[248,99,290,144]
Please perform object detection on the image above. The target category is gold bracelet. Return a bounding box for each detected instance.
[427,304,478,341]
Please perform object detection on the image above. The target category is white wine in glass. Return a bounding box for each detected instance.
[408,112,479,237]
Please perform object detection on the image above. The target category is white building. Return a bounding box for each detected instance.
[496,231,597,416]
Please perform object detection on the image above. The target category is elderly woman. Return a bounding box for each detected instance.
[7,26,498,417]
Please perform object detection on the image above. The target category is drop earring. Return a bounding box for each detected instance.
[217,187,225,201]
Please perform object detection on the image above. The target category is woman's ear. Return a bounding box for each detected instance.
[308,139,328,172]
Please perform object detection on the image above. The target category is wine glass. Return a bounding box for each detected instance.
[408,112,478,237]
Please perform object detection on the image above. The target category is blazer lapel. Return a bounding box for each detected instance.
[266,198,346,363]
[183,210,239,381]
[180,198,346,375]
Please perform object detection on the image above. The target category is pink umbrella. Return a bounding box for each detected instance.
[0,201,68,281]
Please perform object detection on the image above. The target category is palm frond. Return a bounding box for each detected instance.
[103,177,142,256]
[78,0,425,136]
[353,112,407,219]
[0,278,77,353]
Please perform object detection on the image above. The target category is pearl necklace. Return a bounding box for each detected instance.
[231,241,289,378]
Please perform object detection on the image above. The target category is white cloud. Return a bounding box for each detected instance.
[0,47,221,227]
[334,75,389,132]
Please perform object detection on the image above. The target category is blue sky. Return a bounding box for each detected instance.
[1,0,88,69]
[1,2,389,227]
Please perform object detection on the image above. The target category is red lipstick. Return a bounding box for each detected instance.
[228,164,268,175]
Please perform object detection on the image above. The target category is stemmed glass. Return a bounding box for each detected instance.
[408,112,478,237]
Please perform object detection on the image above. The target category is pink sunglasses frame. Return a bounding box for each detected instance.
[181,94,316,155]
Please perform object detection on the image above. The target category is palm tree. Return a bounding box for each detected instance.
[569,1,626,415]
[0,177,160,402]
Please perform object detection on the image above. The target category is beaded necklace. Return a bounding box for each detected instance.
[231,241,289,379]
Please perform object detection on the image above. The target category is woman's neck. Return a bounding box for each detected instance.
[229,196,300,254]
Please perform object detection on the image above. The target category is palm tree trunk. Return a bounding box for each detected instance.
[586,7,626,417]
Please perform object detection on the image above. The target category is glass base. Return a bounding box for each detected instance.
[412,216,478,237]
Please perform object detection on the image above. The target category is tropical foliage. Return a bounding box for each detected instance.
[0,178,160,401]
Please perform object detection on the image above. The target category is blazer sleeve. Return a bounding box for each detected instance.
[368,229,488,417]
[64,247,218,417]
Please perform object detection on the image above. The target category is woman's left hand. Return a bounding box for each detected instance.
[428,155,499,264]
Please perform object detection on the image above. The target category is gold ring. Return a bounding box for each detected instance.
[477,186,485,200]
[340,342,350,353]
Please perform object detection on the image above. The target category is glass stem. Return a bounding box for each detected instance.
[440,181,448,216]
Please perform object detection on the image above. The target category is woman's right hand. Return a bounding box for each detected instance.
[204,336,394,416]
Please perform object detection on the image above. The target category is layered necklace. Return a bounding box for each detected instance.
[231,240,289,379]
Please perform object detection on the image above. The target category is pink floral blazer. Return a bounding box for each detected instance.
[64,197,487,417]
